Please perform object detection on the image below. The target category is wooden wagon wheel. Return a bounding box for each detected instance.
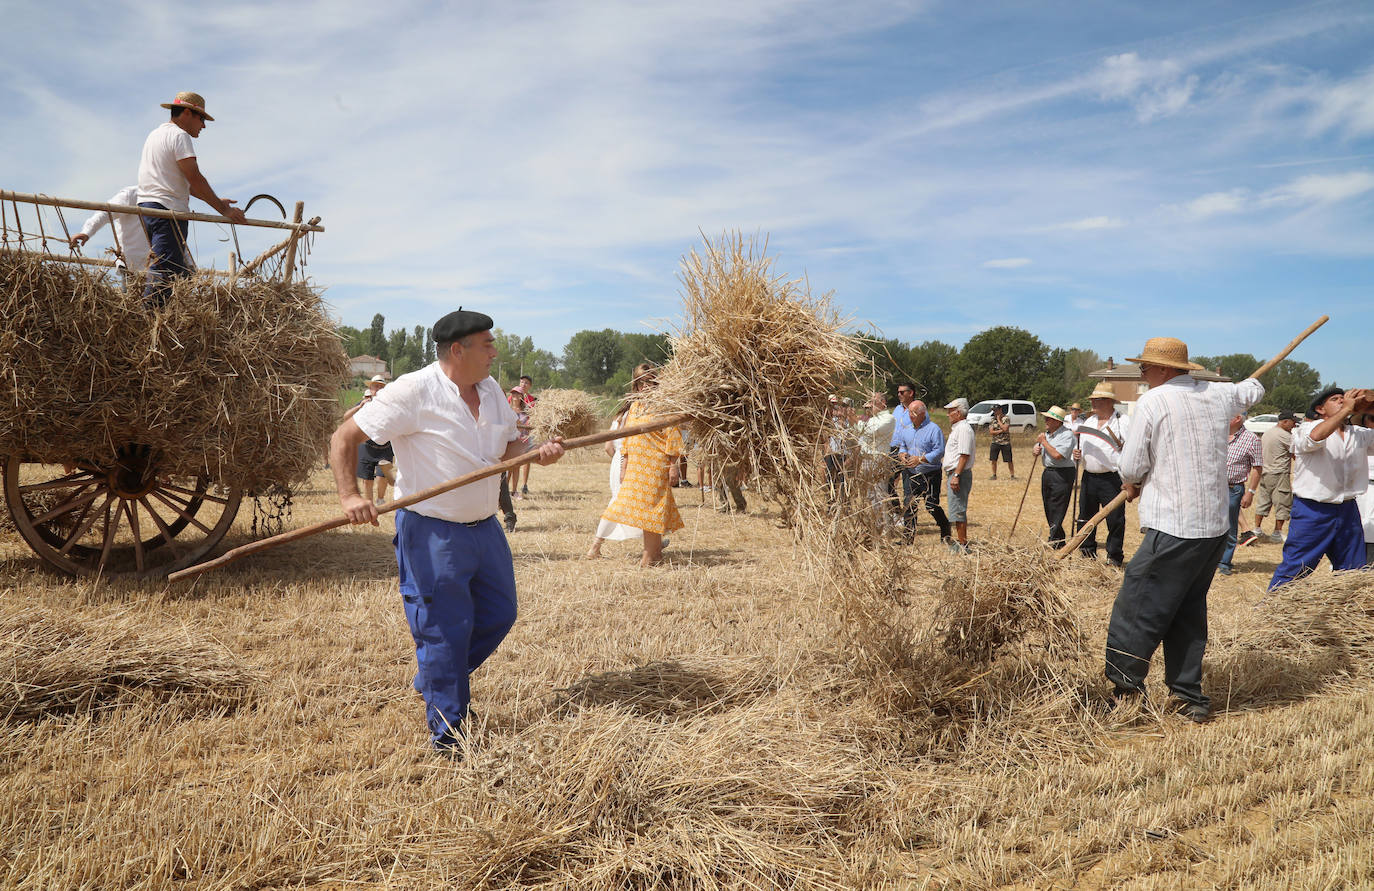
[2,445,243,578]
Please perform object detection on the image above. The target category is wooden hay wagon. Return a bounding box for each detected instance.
[0,189,340,579]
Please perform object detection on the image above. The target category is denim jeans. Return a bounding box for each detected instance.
[139,201,193,306]
[1218,482,1245,570]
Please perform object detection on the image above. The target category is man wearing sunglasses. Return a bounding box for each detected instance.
[137,91,246,305]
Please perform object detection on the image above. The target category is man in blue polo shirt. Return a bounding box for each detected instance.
[891,399,953,544]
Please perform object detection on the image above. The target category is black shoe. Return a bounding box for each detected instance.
[520,486,529,496]
[504,514,517,533]
[1238,530,1258,548]
[1172,700,1211,724]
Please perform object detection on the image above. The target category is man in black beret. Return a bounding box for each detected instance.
[329,308,565,753]
[1270,386,1374,590]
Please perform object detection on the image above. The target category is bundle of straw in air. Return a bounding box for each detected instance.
[645,232,864,499]
[0,254,347,490]
[0,601,259,721]
[526,388,603,441]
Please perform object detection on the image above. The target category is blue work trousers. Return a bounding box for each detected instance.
[394,509,517,748]
[1268,497,1366,591]
[138,201,193,306]
[1217,482,1245,571]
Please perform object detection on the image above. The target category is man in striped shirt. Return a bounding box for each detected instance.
[1217,413,1263,576]
[1104,337,1264,723]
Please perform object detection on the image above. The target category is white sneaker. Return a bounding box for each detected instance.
[1269,532,1285,544]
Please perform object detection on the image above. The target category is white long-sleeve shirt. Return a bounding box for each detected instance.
[78,186,150,272]
[1119,374,1265,539]
[1290,421,1374,503]
[1075,412,1130,473]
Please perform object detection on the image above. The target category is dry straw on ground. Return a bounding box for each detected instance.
[0,253,347,489]
[0,600,258,721]
[527,388,604,441]
[646,232,864,508]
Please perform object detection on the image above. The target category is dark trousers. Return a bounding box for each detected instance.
[1078,471,1125,565]
[1041,465,1076,546]
[1218,482,1246,570]
[823,453,847,502]
[1269,497,1366,590]
[1105,529,1226,708]
[901,468,951,540]
[139,201,193,307]
[498,472,516,521]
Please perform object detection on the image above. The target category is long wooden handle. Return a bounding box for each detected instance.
[1249,315,1327,380]
[1054,490,1128,559]
[1053,315,1331,560]
[1007,459,1038,541]
[168,412,692,582]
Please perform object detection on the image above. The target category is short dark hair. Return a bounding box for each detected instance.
[519,374,532,383]
[895,381,916,393]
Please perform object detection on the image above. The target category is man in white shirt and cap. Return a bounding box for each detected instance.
[1268,386,1374,590]
[331,309,565,753]
[137,91,246,305]
[1104,336,1265,723]
[1072,382,1130,567]
[1033,405,1078,548]
[67,185,151,272]
[942,397,975,553]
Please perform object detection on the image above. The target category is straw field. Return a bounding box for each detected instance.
[2,433,1373,889]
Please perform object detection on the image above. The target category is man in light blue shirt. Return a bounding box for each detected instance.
[1034,405,1078,548]
[891,399,953,544]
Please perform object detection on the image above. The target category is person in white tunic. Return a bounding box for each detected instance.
[67,185,151,272]
[585,402,644,558]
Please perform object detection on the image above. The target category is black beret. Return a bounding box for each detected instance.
[433,308,493,344]
[1277,409,1297,421]
[1309,386,1344,416]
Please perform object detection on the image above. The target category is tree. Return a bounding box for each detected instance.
[368,314,388,360]
[952,327,1049,402]
[492,328,561,389]
[1192,352,1259,384]
[336,324,369,358]
[562,329,625,389]
[907,340,959,407]
[424,327,435,364]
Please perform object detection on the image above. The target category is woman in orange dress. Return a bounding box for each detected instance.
[599,363,684,566]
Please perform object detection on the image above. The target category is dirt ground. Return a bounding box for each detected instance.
[2,439,1370,890]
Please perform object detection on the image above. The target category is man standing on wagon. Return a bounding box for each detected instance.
[330,309,565,753]
[137,91,246,305]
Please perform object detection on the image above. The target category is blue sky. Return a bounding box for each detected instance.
[4,0,1371,386]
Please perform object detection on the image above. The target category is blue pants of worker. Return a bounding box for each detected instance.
[1268,497,1366,591]
[394,509,517,749]
[1217,482,1245,573]
[138,201,193,307]
[1105,529,1226,709]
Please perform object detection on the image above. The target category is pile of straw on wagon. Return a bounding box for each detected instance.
[0,255,346,490]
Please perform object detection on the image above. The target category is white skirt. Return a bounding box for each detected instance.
[596,429,642,541]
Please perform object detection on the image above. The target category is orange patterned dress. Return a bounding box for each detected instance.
[600,402,685,536]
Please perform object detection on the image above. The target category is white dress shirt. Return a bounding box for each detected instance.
[1075,412,1129,474]
[856,409,894,458]
[1358,456,1374,543]
[1119,375,1265,539]
[1290,421,1374,503]
[354,363,519,523]
[78,186,151,271]
[942,418,975,473]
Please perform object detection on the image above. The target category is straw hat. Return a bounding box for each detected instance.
[368,375,386,385]
[1087,382,1119,402]
[1044,405,1067,423]
[1127,336,1192,370]
[160,91,214,121]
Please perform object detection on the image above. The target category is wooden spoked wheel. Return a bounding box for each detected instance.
[2,446,243,578]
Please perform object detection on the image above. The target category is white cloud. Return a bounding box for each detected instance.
[1263,171,1374,204]
[1180,189,1250,219]
[1093,52,1198,122]
[1305,67,1374,138]
[1052,216,1127,231]
[983,257,1032,269]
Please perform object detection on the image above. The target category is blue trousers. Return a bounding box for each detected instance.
[394,509,517,748]
[1105,529,1226,708]
[1268,497,1366,591]
[138,201,193,306]
[1218,482,1245,571]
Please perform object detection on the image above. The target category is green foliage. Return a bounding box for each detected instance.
[336,325,370,359]
[493,328,561,390]
[562,329,626,389]
[953,326,1049,402]
[368,314,387,360]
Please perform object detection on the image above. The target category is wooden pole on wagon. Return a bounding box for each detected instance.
[1053,315,1329,560]
[168,412,693,582]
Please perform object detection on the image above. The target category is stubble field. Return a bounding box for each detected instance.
[2,434,1372,890]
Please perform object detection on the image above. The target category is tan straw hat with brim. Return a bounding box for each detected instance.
[1127,336,1192,370]
[1044,405,1067,423]
[367,375,386,385]
[160,91,214,121]
[1088,382,1120,402]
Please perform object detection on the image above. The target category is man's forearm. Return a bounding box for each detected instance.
[331,430,364,498]
[187,173,232,216]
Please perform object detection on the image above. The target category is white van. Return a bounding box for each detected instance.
[967,399,1038,432]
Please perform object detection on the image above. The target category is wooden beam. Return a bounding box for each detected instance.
[1,190,324,234]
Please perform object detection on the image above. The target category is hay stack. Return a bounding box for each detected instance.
[0,601,258,721]
[0,254,347,489]
[527,388,603,441]
[645,232,863,494]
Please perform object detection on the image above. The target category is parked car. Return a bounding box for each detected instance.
[967,399,1039,432]
[1244,413,1279,435]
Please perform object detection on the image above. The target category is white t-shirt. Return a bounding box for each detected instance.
[1075,412,1129,474]
[353,363,520,523]
[942,419,975,473]
[1290,421,1374,504]
[79,186,151,271]
[137,122,196,212]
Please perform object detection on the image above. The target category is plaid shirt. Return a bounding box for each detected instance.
[1226,428,1263,485]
